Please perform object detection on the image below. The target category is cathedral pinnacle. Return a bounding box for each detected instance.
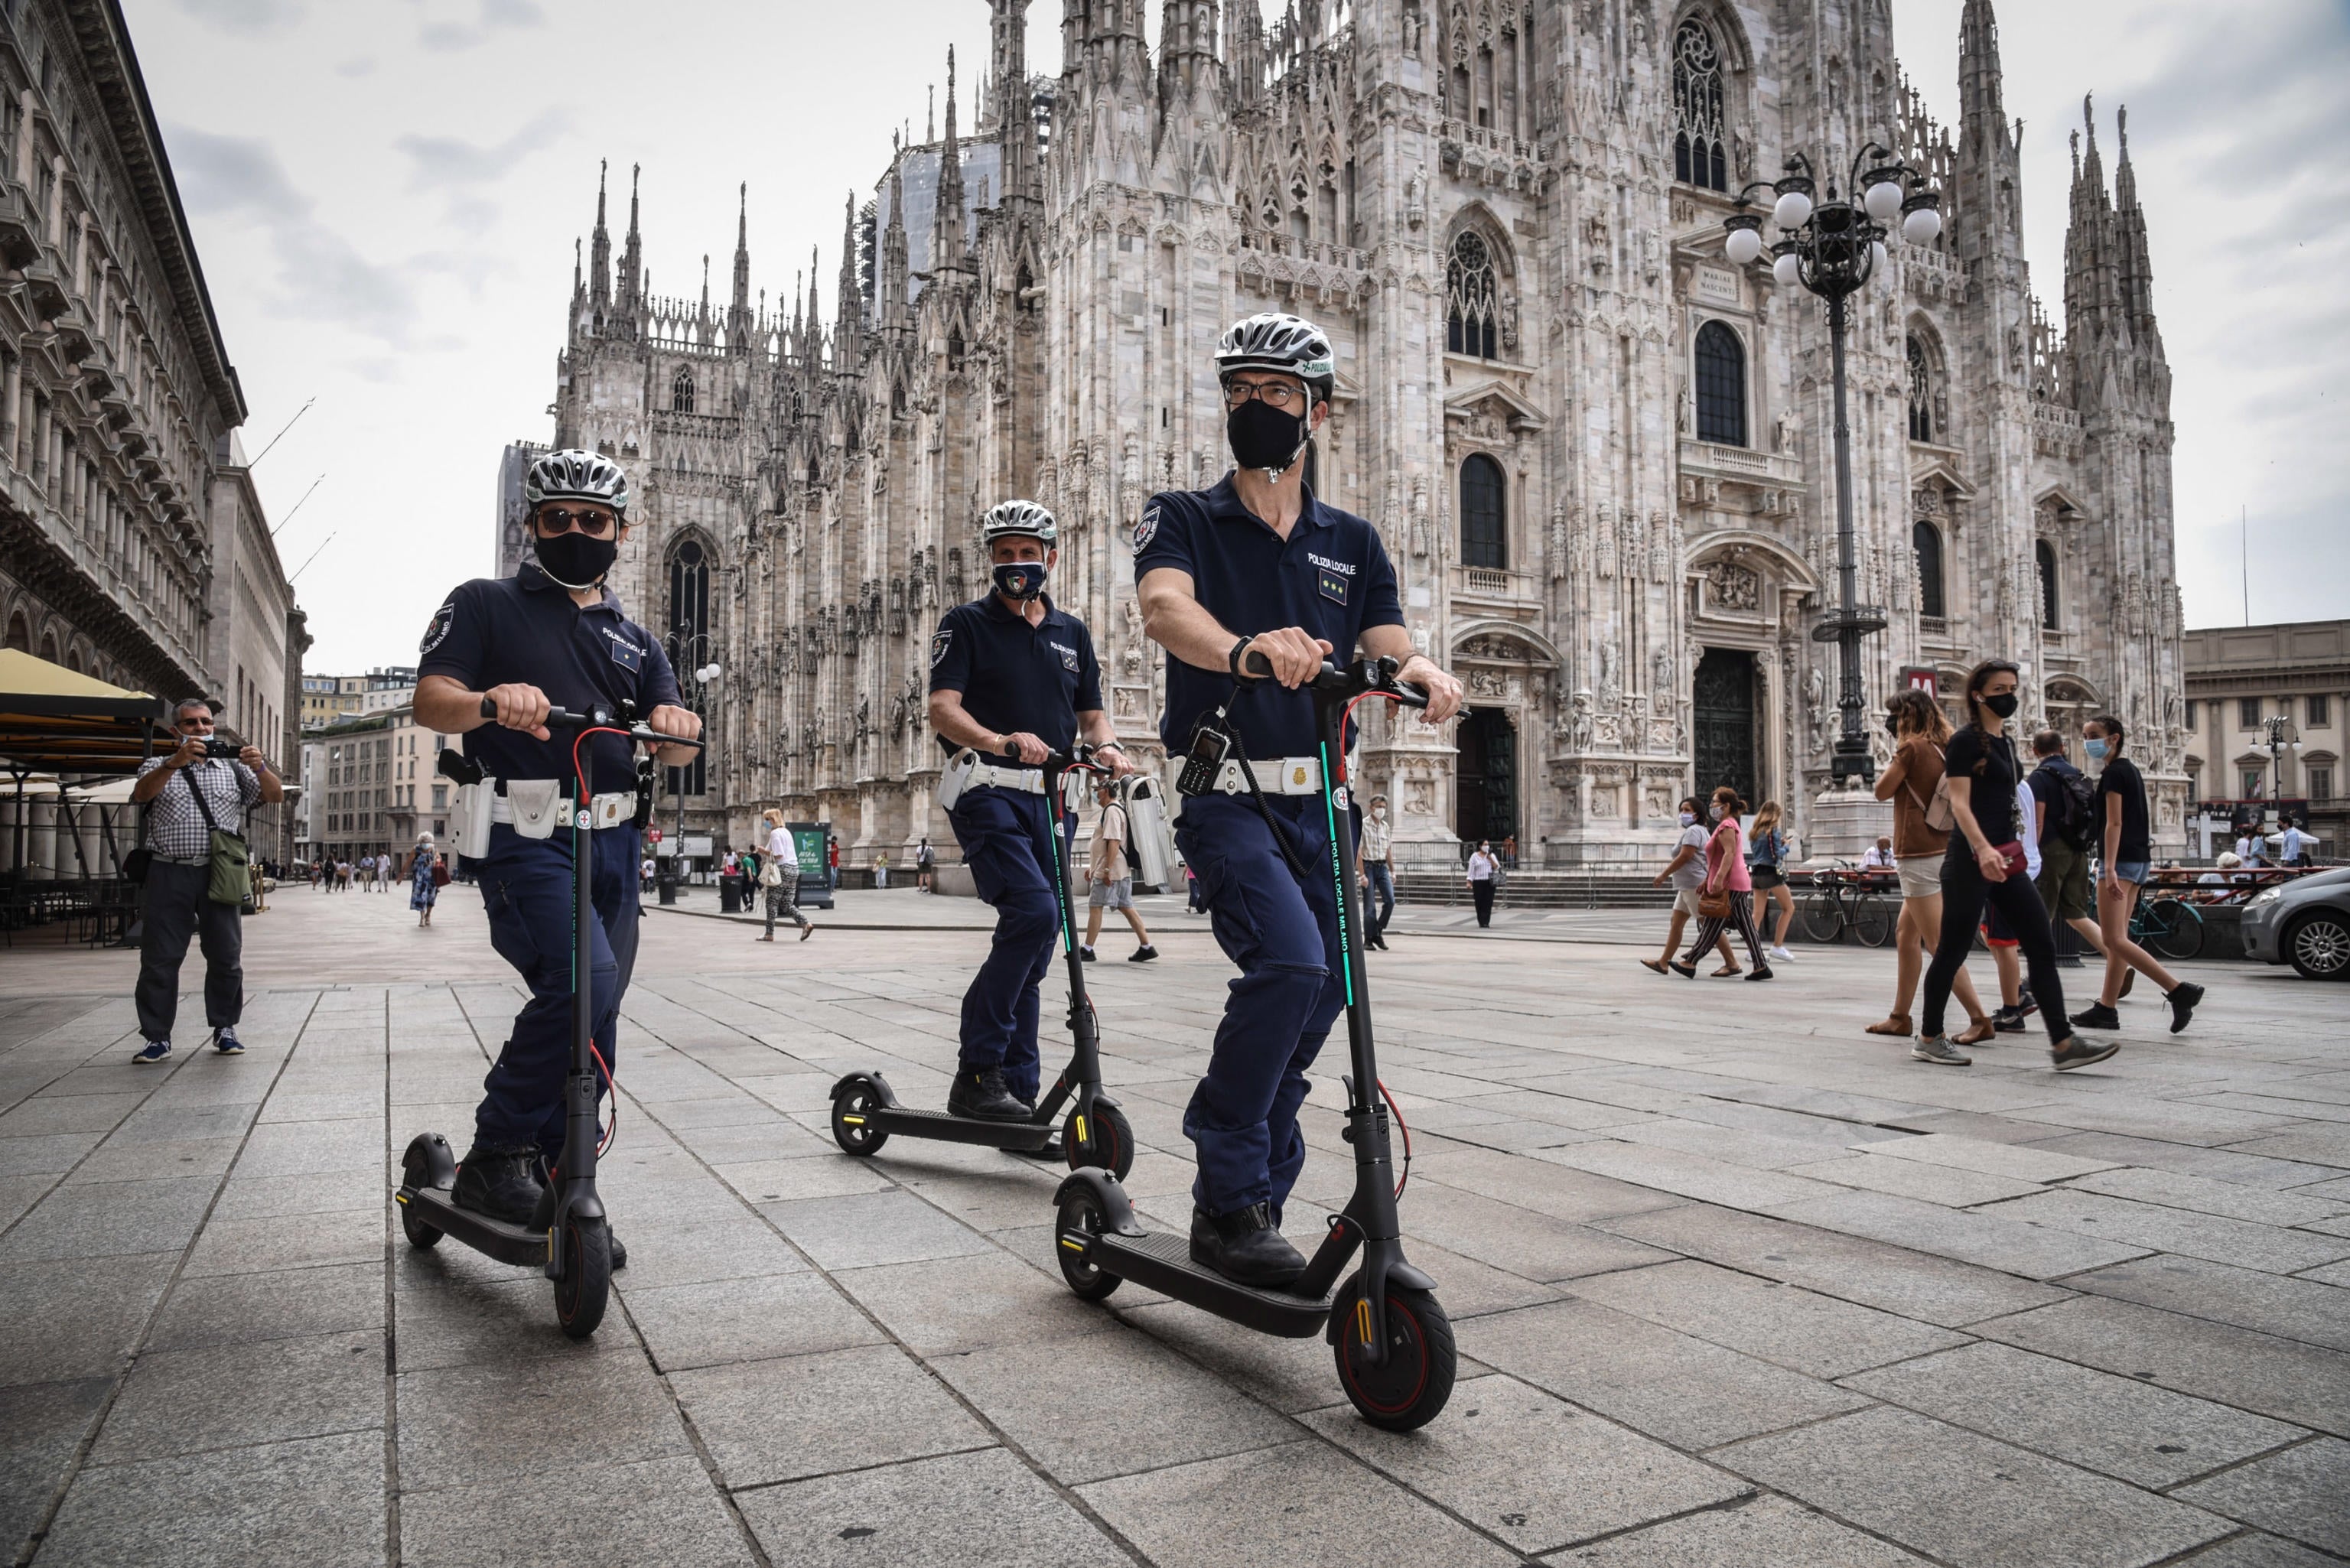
[588,157,612,311]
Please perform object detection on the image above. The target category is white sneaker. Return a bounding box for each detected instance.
[1769,946,1795,963]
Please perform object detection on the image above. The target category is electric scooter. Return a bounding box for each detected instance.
[395,699,705,1339]
[1051,656,1457,1430]
[828,744,1136,1179]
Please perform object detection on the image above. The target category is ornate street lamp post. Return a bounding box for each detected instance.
[2261,713,2300,818]
[1723,145,1942,787]
[658,623,720,906]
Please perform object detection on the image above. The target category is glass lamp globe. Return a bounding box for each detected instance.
[1902,205,1943,246]
[1870,239,1889,272]
[1772,189,1814,229]
[1863,177,1905,222]
[1723,226,1764,265]
[1772,252,1802,287]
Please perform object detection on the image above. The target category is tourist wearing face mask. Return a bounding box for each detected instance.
[1914,659,2108,1070]
[927,499,1131,1128]
[1131,311,1464,1287]
[1357,793,1395,950]
[2073,714,2204,1035]
[411,450,702,1240]
[1645,795,1736,976]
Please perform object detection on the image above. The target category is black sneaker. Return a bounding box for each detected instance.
[946,1067,1031,1122]
[132,1039,171,1065]
[1078,946,1097,962]
[452,1144,545,1226]
[2166,981,2205,1035]
[1129,945,1158,962]
[2070,1003,2122,1031]
[2051,1034,2121,1072]
[2015,986,2038,1017]
[1993,1005,2030,1034]
[1189,1202,1306,1289]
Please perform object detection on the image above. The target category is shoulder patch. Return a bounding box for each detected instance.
[929,628,954,669]
[1133,504,1160,551]
[419,599,457,656]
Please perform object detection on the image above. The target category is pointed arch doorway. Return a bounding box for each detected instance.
[1455,708,1518,849]
[1693,649,1759,807]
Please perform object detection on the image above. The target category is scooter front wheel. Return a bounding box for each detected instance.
[552,1215,612,1339]
[1331,1273,1455,1431]
[1063,1102,1134,1182]
[831,1083,890,1156]
[399,1202,442,1250]
[1053,1187,1123,1303]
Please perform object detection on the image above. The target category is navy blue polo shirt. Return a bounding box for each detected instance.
[1132,476,1403,758]
[415,561,682,793]
[926,593,1102,760]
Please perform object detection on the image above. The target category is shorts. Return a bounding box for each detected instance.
[2114,860,2152,885]
[1673,886,1704,916]
[1896,857,1944,899]
[1981,903,2020,947]
[1750,865,1785,890]
[2036,839,2091,922]
[1087,876,1134,909]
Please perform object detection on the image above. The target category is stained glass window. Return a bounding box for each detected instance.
[1673,20,1727,192]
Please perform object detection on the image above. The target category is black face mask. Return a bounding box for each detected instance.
[1983,691,2020,720]
[1227,399,1310,473]
[991,561,1048,602]
[535,528,619,590]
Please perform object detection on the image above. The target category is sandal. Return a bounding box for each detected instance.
[1641,958,1670,974]
[1713,965,1743,978]
[1953,1018,1999,1046]
[1866,1014,1914,1037]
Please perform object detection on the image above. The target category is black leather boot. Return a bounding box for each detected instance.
[1190,1202,1307,1288]
[451,1144,543,1226]
[947,1067,1031,1121]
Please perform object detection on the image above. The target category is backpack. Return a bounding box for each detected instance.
[1900,743,1955,833]
[2035,760,2096,851]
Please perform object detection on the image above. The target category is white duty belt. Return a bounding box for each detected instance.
[965,761,1048,795]
[490,791,637,829]
[1214,756,1323,795]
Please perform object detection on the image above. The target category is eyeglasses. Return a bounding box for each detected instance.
[536,507,618,538]
[1222,379,1306,411]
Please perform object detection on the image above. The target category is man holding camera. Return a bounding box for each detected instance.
[128,698,282,1062]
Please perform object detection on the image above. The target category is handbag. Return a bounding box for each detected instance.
[431,860,451,888]
[1995,841,2030,882]
[759,855,783,889]
[1902,743,1955,833]
[181,765,253,906]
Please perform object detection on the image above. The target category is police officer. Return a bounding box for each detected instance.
[927,499,1131,1125]
[412,450,702,1242]
[1134,313,1463,1286]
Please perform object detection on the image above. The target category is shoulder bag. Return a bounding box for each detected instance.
[182,766,253,906]
[1696,823,1734,919]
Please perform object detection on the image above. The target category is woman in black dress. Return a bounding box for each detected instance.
[1915,660,2115,1071]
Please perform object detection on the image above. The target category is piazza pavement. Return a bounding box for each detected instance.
[0,882,2344,1567]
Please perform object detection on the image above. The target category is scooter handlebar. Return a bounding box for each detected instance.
[474,697,708,751]
[1237,650,1430,710]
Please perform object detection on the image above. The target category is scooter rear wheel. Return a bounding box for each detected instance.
[1054,1188,1123,1303]
[831,1083,890,1156]
[552,1215,612,1339]
[399,1202,442,1250]
[1062,1102,1134,1182]
[1331,1273,1456,1431]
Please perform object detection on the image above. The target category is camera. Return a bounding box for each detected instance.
[203,737,239,760]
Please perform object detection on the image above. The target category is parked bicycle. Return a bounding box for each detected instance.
[1795,863,1897,948]
[2125,889,2205,962]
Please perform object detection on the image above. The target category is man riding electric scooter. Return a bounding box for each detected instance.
[927,499,1132,1127]
[412,449,703,1254]
[1132,313,1463,1286]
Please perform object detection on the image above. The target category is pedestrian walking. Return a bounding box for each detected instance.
[125,698,282,1062]
[1674,786,1772,980]
[1868,689,1993,1043]
[411,834,443,928]
[1358,792,1395,950]
[1981,771,2043,1032]
[1645,795,1736,974]
[1916,659,2108,1069]
[336,857,351,891]
[1746,799,1795,963]
[2072,714,2205,1035]
[1079,779,1157,961]
[828,834,841,890]
[916,837,936,892]
[2026,730,2114,974]
[2280,816,2309,868]
[755,808,812,941]
[874,850,890,890]
[1184,860,1206,912]
[1466,841,1499,928]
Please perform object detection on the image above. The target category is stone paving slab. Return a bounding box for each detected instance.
[2170,1436,2350,1557]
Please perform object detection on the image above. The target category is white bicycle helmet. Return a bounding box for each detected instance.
[523,448,630,516]
[979,499,1057,548]
[1214,312,1336,402]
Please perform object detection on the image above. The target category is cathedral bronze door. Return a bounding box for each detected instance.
[1692,649,1759,806]
[1455,708,1517,847]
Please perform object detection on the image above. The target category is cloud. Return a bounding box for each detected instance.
[167,125,419,346]
[418,0,545,53]
[334,56,378,77]
[393,108,572,187]
[171,0,304,34]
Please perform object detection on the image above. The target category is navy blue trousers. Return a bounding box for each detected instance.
[472,821,640,1165]
[1175,791,1346,1218]
[949,786,1068,1101]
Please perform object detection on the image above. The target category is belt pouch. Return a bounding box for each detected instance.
[452,778,496,858]
[936,748,977,812]
[506,779,565,840]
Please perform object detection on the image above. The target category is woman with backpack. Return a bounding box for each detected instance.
[1868,689,1994,1043]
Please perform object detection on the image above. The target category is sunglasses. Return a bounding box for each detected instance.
[536,507,618,537]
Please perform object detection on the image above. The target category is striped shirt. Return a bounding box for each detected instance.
[136,756,259,860]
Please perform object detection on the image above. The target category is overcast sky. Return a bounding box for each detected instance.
[129,0,2347,675]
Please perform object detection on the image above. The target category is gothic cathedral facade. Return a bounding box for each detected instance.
[544,0,2186,866]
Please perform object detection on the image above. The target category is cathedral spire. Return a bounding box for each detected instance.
[934,47,967,272]
[2114,106,2160,345]
[880,164,910,334]
[835,190,864,367]
[588,158,611,311]
[617,163,643,312]
[991,0,1040,211]
[1957,0,2006,148]
[729,182,752,344]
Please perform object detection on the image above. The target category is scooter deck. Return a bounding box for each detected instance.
[861,1105,1059,1150]
[399,1184,548,1269]
[1087,1230,1335,1338]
